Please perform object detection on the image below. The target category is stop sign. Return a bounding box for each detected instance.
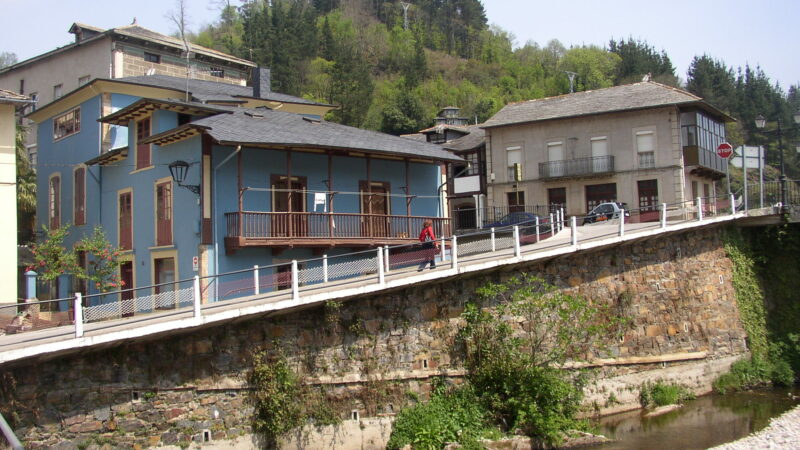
[717,142,733,158]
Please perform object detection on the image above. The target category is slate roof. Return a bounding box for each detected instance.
[483,82,732,129]
[0,89,33,104]
[443,126,485,152]
[119,75,330,106]
[149,108,463,162]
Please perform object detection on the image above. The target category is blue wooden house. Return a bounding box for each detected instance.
[29,71,459,302]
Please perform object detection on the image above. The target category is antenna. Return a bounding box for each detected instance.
[564,71,577,93]
[401,2,411,30]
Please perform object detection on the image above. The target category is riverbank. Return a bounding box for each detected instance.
[710,404,800,449]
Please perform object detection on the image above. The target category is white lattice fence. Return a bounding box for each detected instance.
[84,287,193,323]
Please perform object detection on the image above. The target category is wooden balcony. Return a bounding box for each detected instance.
[539,156,615,180]
[224,211,451,252]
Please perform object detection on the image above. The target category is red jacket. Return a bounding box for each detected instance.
[419,226,436,243]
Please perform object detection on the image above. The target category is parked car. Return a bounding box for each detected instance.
[582,202,630,225]
[484,212,551,233]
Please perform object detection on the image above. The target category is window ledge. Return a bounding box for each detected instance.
[149,245,175,251]
[130,166,154,175]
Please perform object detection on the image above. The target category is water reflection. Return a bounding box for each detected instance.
[594,387,799,450]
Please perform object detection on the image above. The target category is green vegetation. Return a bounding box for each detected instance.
[388,275,624,448]
[639,381,695,408]
[386,381,496,450]
[716,227,799,393]
[246,348,340,446]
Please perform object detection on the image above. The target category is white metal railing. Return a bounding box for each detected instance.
[0,192,769,346]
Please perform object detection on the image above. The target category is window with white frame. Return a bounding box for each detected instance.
[547,141,564,177]
[506,146,521,181]
[636,131,655,168]
[590,136,608,172]
[53,107,81,141]
[53,84,63,99]
[78,75,90,86]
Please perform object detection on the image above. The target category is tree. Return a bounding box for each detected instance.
[16,125,36,243]
[27,225,124,293]
[686,55,737,115]
[559,45,621,92]
[608,37,678,86]
[0,51,17,69]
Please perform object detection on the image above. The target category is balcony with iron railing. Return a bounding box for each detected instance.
[224,212,450,251]
[538,155,615,180]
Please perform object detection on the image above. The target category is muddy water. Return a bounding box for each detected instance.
[594,387,799,450]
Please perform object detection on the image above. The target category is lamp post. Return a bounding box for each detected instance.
[754,110,800,210]
[168,160,201,194]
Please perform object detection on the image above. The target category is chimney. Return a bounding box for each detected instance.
[253,67,271,98]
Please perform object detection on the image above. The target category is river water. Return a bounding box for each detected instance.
[593,387,799,449]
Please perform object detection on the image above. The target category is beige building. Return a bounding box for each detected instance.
[0,22,256,164]
[482,82,732,217]
[0,90,33,304]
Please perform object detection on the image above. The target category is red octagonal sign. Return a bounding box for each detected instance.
[717,142,733,158]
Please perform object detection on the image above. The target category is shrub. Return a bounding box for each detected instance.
[386,383,493,450]
[713,355,795,394]
[639,381,694,407]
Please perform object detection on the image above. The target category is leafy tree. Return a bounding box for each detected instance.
[559,45,621,92]
[26,226,76,283]
[0,51,16,69]
[16,125,36,243]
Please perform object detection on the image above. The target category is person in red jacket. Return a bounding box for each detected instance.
[417,220,439,271]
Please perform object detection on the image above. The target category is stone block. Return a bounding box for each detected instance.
[68,421,102,433]
[645,325,662,337]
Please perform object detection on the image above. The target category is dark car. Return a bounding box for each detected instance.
[582,202,630,225]
[484,212,551,233]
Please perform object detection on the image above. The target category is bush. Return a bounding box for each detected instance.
[639,381,695,407]
[387,383,494,450]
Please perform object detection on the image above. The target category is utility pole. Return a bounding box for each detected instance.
[401,2,411,30]
[564,71,577,93]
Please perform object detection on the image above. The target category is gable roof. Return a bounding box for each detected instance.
[144,107,463,163]
[483,82,733,129]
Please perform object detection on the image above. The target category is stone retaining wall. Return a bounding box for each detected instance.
[0,227,749,448]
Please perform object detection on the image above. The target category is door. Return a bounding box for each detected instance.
[120,261,134,316]
[585,183,617,212]
[360,181,390,238]
[272,176,307,237]
[548,187,566,214]
[154,257,176,309]
[637,179,659,222]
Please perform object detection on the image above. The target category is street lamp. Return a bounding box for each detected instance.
[754,110,800,210]
[168,160,201,195]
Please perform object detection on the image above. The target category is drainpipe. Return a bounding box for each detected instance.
[212,145,242,301]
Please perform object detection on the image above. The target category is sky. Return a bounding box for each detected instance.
[2,0,798,90]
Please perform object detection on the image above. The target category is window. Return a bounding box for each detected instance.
[210,67,224,78]
[49,175,61,229]
[154,257,175,295]
[638,179,658,211]
[636,131,655,169]
[155,180,173,246]
[119,191,132,250]
[74,167,86,225]
[54,84,63,99]
[507,191,525,213]
[144,52,161,64]
[590,136,608,172]
[547,141,564,177]
[454,151,479,177]
[506,146,521,181]
[135,117,151,169]
[585,183,617,212]
[78,75,90,86]
[53,107,81,140]
[29,93,38,113]
[19,79,24,94]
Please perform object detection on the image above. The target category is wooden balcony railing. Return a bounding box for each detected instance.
[539,155,614,180]
[225,211,451,250]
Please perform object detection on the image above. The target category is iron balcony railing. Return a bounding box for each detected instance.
[539,155,614,179]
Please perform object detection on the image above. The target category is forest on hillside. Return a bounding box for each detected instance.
[192,0,799,179]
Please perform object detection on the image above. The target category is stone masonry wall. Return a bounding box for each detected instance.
[120,46,248,86]
[0,227,748,448]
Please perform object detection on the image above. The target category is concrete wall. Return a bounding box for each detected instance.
[486,107,690,216]
[0,227,749,448]
[0,103,17,303]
